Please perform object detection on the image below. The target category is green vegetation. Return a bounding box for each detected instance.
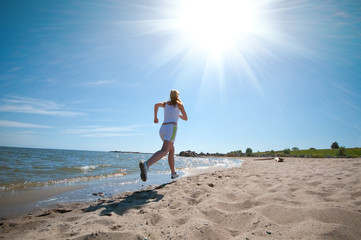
[180,147,361,158]
[227,150,242,157]
[331,141,340,149]
[181,142,361,158]
[250,147,361,158]
[246,148,253,156]
[283,148,291,155]
[336,147,347,157]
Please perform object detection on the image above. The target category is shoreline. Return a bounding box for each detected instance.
[1,157,360,239]
[0,162,243,219]
[0,185,86,218]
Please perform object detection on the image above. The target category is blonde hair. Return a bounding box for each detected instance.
[169,90,180,105]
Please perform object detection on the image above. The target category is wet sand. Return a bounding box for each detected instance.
[0,157,360,239]
[0,185,85,218]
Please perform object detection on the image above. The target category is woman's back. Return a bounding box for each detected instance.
[164,102,179,123]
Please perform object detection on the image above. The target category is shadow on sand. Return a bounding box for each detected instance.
[82,182,175,216]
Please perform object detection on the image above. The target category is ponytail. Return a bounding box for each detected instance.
[169,90,180,105]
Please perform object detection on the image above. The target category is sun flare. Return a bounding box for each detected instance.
[178,0,260,56]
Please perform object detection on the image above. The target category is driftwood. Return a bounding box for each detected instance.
[254,157,284,162]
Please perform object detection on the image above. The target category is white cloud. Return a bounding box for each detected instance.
[16,131,36,134]
[93,80,113,86]
[86,79,141,87]
[0,96,84,117]
[82,132,144,138]
[0,120,53,128]
[9,67,22,72]
[65,125,143,138]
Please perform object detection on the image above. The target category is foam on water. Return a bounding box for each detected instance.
[0,146,243,211]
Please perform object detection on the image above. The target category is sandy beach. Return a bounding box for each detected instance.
[1,157,360,239]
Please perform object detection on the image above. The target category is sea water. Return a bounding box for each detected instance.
[0,146,242,211]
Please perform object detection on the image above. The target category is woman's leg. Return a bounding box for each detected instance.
[168,144,176,174]
[146,140,173,168]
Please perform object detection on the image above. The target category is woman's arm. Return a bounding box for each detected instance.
[178,103,188,121]
[154,102,165,123]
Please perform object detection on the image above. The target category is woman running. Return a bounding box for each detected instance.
[139,90,188,182]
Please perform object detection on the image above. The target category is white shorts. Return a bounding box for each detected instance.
[159,124,177,143]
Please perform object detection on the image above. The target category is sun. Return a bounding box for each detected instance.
[177,0,260,56]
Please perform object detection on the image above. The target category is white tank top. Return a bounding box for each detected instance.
[164,103,179,123]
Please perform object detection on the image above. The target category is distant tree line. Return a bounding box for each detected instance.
[179,141,360,158]
[179,150,227,157]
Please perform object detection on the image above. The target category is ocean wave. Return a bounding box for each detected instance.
[0,169,127,192]
[56,164,112,173]
[75,164,112,172]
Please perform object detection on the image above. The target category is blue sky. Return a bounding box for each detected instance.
[1,0,360,153]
